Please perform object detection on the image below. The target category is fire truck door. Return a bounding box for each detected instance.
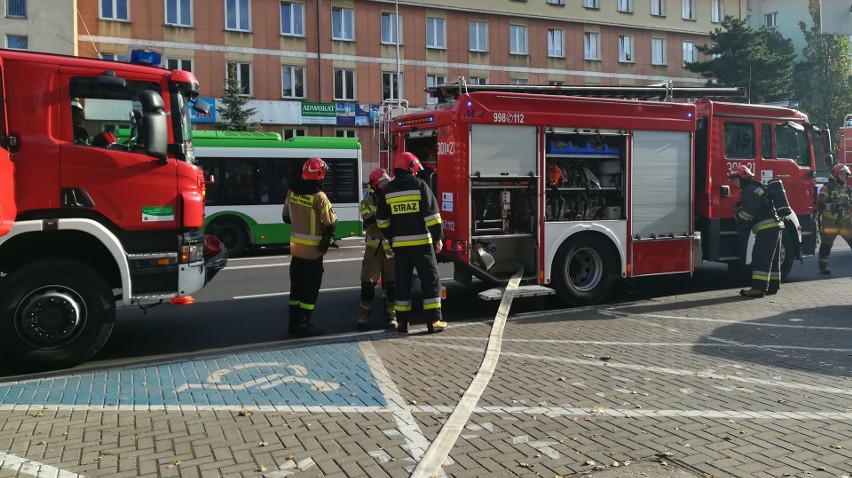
[631,130,694,276]
[0,57,15,236]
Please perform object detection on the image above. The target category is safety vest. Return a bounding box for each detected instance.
[284,190,337,260]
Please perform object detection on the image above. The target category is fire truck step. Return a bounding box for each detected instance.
[477,285,555,301]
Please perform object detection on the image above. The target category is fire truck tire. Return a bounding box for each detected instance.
[0,258,115,369]
[209,218,250,258]
[779,229,794,281]
[553,236,616,306]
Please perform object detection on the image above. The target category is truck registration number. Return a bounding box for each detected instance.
[493,112,525,124]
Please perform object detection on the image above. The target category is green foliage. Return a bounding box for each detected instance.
[686,16,796,103]
[793,0,852,146]
[217,65,257,132]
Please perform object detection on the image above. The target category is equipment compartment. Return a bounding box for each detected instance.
[544,129,627,222]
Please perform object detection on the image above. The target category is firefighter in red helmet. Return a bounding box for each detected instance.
[729,164,783,298]
[375,152,447,333]
[357,168,397,330]
[817,163,852,274]
[281,157,338,337]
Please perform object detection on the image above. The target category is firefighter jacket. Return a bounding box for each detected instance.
[735,180,782,233]
[818,179,852,225]
[282,180,338,260]
[360,191,393,257]
[375,171,442,248]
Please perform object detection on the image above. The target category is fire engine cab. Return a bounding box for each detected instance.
[379,80,828,305]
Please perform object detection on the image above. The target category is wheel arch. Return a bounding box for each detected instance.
[544,224,626,283]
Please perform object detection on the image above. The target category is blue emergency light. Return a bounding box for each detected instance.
[129,49,162,66]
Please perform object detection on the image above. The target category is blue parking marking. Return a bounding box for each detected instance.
[0,343,386,407]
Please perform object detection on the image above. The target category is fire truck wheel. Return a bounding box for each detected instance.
[0,258,115,369]
[209,218,250,258]
[779,230,794,281]
[553,236,616,306]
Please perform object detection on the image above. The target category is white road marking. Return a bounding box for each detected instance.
[232,278,454,300]
[0,450,84,478]
[599,309,852,332]
[225,257,362,270]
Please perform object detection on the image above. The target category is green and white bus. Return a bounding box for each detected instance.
[192,132,364,257]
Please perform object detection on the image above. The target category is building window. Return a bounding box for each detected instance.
[426,74,446,105]
[225,0,250,31]
[165,0,191,26]
[651,0,666,16]
[334,69,355,100]
[101,0,129,20]
[167,58,193,72]
[381,12,402,45]
[336,130,357,138]
[765,12,778,28]
[651,38,666,65]
[282,65,305,98]
[332,7,354,41]
[584,32,600,60]
[618,35,633,62]
[469,76,487,85]
[284,129,306,140]
[280,2,304,36]
[469,21,488,52]
[547,29,564,58]
[509,78,528,85]
[617,0,633,13]
[100,53,126,62]
[6,0,26,18]
[426,17,446,49]
[509,24,528,55]
[383,72,402,101]
[5,34,27,50]
[546,0,565,4]
[227,62,252,96]
[682,0,695,20]
[583,0,599,9]
[711,0,722,23]
[683,41,697,66]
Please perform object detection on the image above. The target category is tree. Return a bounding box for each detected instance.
[793,0,852,144]
[686,16,796,104]
[217,65,257,131]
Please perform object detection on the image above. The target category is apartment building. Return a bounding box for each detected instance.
[75,0,742,168]
[1,0,76,54]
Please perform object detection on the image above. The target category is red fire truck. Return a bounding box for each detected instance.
[0,50,225,369]
[837,114,852,170]
[379,81,828,305]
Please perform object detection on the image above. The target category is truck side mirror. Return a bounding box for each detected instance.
[193,98,211,115]
[137,90,168,165]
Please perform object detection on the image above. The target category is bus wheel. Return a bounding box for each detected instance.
[553,235,616,306]
[0,259,115,370]
[210,219,249,257]
[779,229,795,281]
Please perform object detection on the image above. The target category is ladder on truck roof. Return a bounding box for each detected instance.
[427,77,747,105]
[374,99,409,170]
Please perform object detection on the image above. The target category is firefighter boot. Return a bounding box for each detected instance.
[395,309,409,334]
[296,311,324,338]
[426,313,448,333]
[739,288,765,298]
[384,300,398,329]
[287,306,301,336]
[358,301,372,331]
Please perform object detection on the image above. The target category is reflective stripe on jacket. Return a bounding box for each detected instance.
[375,172,442,248]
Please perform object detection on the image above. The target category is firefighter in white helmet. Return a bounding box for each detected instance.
[817,163,852,274]
[282,157,337,337]
[357,168,397,331]
[729,164,783,298]
[376,152,447,334]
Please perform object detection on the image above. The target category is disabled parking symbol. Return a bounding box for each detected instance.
[174,362,342,394]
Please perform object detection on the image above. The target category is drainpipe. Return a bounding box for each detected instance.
[316,0,323,136]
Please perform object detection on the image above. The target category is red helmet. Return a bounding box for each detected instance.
[368,168,391,190]
[393,151,422,174]
[831,163,850,179]
[302,157,328,181]
[728,164,754,180]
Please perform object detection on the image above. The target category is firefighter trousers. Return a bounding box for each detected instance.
[750,227,782,292]
[289,256,324,322]
[818,223,852,271]
[393,244,442,326]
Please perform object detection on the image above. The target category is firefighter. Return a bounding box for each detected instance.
[729,165,783,298]
[358,168,397,331]
[281,157,338,337]
[817,163,852,274]
[376,152,447,334]
[72,98,89,145]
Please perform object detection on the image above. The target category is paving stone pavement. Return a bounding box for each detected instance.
[1,277,852,478]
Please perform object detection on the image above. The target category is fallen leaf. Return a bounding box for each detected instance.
[517,462,533,468]
[831,444,844,449]
[581,353,596,359]
[258,441,269,447]
[31,411,44,417]
[584,460,596,466]
[591,407,607,415]
[258,465,268,472]
[287,454,295,460]
[600,356,613,362]
[238,410,252,417]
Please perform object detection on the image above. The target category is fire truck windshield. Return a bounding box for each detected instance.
[175,91,195,163]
